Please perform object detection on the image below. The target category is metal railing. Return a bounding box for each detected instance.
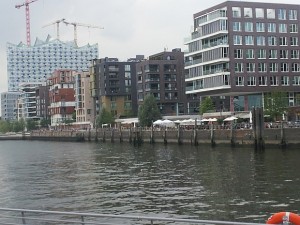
[0,208,267,225]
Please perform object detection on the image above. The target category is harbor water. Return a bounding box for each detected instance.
[0,140,299,222]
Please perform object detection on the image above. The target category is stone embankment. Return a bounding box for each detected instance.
[24,125,300,149]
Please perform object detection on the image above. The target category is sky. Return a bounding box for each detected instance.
[0,0,299,95]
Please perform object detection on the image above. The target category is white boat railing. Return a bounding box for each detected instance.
[0,207,268,225]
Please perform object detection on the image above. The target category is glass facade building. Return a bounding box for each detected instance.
[6,35,98,91]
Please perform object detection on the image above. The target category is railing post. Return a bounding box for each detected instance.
[21,211,26,224]
[81,215,85,225]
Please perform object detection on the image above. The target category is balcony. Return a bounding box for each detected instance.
[186,85,203,92]
[185,58,203,67]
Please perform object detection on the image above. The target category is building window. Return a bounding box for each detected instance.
[259,76,267,85]
[235,76,244,86]
[267,9,276,19]
[255,8,264,18]
[256,36,265,46]
[232,7,241,17]
[244,22,253,32]
[258,63,267,72]
[269,49,277,59]
[281,76,289,85]
[280,63,289,72]
[247,76,256,86]
[234,49,243,59]
[269,63,278,72]
[289,10,297,20]
[257,49,266,59]
[278,9,287,20]
[290,37,298,46]
[279,24,287,33]
[246,63,255,72]
[279,37,287,46]
[125,65,131,71]
[279,49,288,59]
[256,22,265,32]
[267,23,276,32]
[291,50,299,59]
[289,24,298,33]
[268,36,277,46]
[235,63,243,72]
[233,35,242,45]
[245,35,254,45]
[270,76,279,86]
[244,8,253,18]
[292,63,300,72]
[293,76,300,85]
[125,72,131,79]
[246,49,254,59]
[233,22,241,31]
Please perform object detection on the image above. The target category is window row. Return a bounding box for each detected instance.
[234,49,300,59]
[234,35,298,46]
[234,62,300,72]
[235,76,300,86]
[233,22,298,33]
[233,7,297,20]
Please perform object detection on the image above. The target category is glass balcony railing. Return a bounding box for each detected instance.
[186,85,203,92]
[185,58,203,67]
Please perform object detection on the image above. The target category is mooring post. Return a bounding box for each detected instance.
[177,125,182,145]
[111,128,114,143]
[280,121,286,147]
[88,128,91,141]
[129,126,132,143]
[193,118,198,146]
[230,121,235,147]
[103,129,106,142]
[210,123,215,146]
[150,121,154,144]
[119,126,123,143]
[163,128,167,145]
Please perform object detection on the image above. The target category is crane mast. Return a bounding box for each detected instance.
[15,0,38,46]
[43,18,66,40]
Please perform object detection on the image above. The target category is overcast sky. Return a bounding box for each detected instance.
[0,0,299,94]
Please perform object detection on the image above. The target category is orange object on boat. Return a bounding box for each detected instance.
[267,212,300,225]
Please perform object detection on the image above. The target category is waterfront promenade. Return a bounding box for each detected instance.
[19,123,300,149]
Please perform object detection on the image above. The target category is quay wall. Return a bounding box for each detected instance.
[27,127,300,148]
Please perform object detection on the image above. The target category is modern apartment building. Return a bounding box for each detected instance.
[17,82,44,120]
[47,70,75,127]
[1,92,21,120]
[73,71,94,128]
[185,1,300,119]
[35,85,50,120]
[90,56,144,119]
[6,35,98,91]
[136,49,187,116]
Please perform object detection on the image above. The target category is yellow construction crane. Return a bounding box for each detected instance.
[63,20,104,46]
[42,18,66,40]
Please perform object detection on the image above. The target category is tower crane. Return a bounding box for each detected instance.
[43,18,66,40]
[63,20,104,46]
[15,0,38,46]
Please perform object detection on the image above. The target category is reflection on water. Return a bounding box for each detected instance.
[0,140,299,222]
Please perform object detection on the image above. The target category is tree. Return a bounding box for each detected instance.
[199,97,214,115]
[96,107,114,127]
[0,120,11,133]
[264,91,288,121]
[26,119,37,131]
[138,94,161,127]
[40,118,51,128]
[12,119,26,132]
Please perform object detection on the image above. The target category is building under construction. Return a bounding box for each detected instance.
[6,35,98,91]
